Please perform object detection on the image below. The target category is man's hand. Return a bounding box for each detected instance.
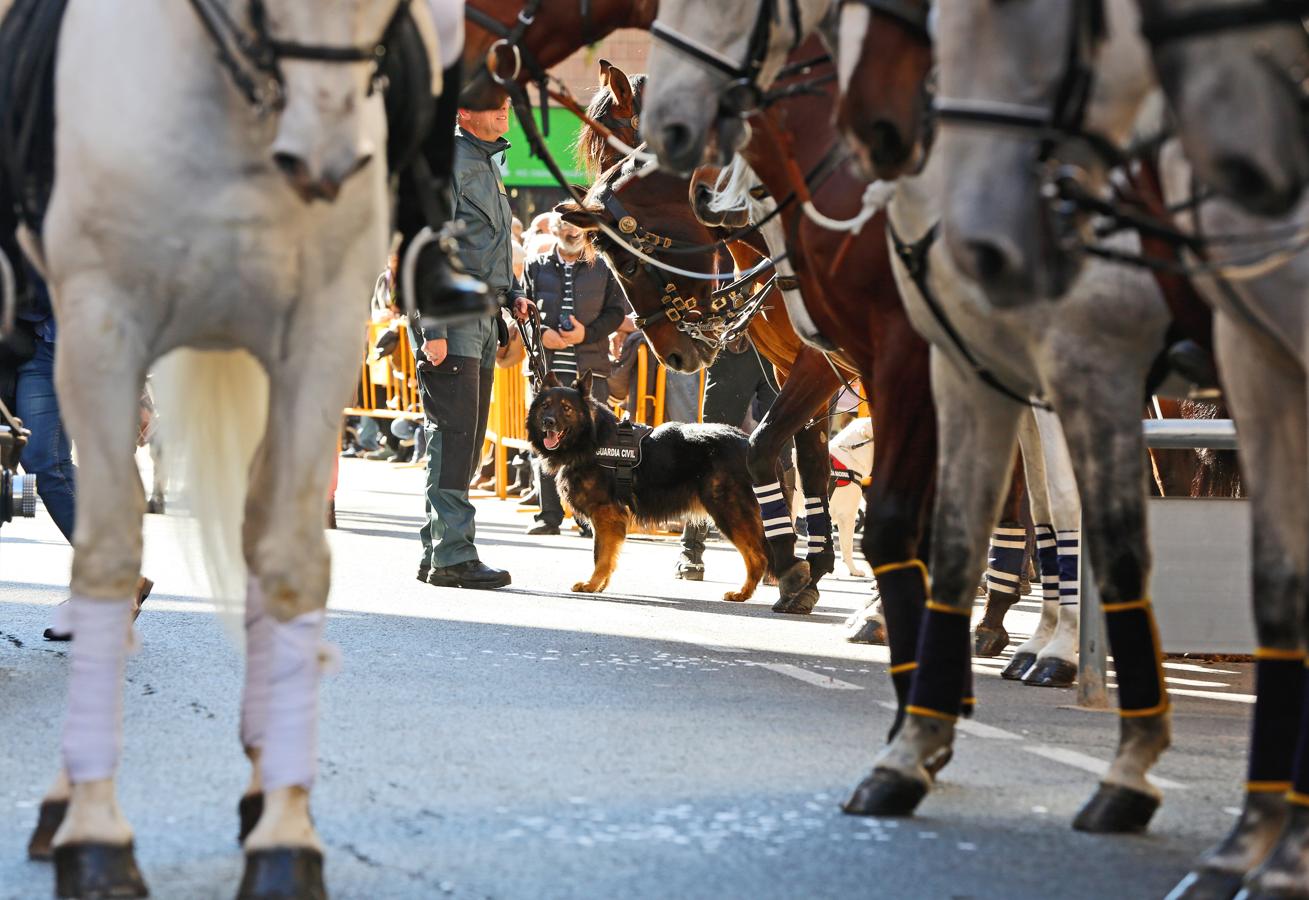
[512,297,536,322]
[563,316,586,345]
[541,328,567,350]
[609,330,626,361]
[423,338,448,366]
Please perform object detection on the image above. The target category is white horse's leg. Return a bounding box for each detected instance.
[1178,321,1308,897]
[845,349,1023,816]
[237,313,360,897]
[831,482,865,576]
[43,277,149,897]
[1002,410,1057,678]
[1024,407,1081,688]
[1051,363,1171,834]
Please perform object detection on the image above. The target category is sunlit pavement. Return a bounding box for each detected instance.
[0,457,1254,899]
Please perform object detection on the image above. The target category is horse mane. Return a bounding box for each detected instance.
[574,73,648,179]
[708,157,760,216]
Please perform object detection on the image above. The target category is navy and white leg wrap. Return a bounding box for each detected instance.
[1057,530,1080,607]
[1035,524,1059,600]
[986,523,1026,597]
[754,482,794,540]
[804,496,832,558]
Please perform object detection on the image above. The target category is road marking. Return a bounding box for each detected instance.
[1164,662,1241,675]
[1022,744,1187,790]
[1167,687,1255,704]
[875,701,1018,740]
[691,641,749,654]
[745,661,863,690]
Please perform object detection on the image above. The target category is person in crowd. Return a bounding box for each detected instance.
[410,98,532,590]
[0,268,152,639]
[521,217,626,535]
[511,217,525,243]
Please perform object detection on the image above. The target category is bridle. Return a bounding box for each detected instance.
[933,0,1117,168]
[189,0,411,115]
[1139,0,1309,46]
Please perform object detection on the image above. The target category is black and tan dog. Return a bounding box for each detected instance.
[528,371,808,601]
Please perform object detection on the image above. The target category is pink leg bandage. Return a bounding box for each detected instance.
[260,609,327,791]
[62,598,133,783]
[241,576,275,752]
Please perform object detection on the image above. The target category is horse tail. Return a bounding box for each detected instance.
[150,348,269,640]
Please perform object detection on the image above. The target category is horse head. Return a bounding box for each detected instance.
[933,0,1153,305]
[558,162,724,374]
[577,61,647,178]
[835,0,934,181]
[263,0,410,203]
[1139,0,1309,217]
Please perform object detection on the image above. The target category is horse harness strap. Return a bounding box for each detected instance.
[1140,1,1309,46]
[597,419,651,505]
[189,0,412,114]
[886,219,1051,410]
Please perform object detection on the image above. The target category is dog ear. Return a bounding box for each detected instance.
[575,369,594,399]
[543,371,561,388]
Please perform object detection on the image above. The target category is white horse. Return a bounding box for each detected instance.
[927,0,1309,894]
[13,1,437,896]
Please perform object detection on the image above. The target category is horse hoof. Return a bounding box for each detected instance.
[28,799,67,861]
[237,848,326,900]
[1073,782,1160,834]
[846,617,886,645]
[973,625,1010,658]
[1163,869,1246,900]
[54,842,149,899]
[238,793,265,845]
[807,549,836,581]
[772,586,819,615]
[1001,652,1036,680]
[842,768,928,817]
[1024,656,1077,687]
[776,561,811,600]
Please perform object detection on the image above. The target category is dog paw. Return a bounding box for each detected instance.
[846,567,867,578]
[572,581,600,593]
[722,590,750,602]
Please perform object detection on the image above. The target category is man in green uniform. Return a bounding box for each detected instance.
[415,98,529,589]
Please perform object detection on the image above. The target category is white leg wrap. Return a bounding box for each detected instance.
[260,609,327,792]
[62,597,133,783]
[241,576,275,751]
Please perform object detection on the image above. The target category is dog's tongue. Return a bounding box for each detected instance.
[544,430,562,450]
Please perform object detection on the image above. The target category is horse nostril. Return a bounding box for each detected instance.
[272,152,307,181]
[1214,155,1296,216]
[666,352,684,371]
[863,120,908,169]
[660,123,697,170]
[965,240,1013,285]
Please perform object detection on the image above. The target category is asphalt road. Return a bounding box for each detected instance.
[0,457,1256,899]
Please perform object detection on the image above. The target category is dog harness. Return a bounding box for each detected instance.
[595,419,651,506]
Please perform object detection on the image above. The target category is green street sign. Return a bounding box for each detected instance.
[500,107,587,188]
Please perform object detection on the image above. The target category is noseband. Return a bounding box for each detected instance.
[189,0,410,114]
[1139,0,1309,46]
[932,0,1115,166]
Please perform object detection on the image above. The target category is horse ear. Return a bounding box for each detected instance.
[605,63,635,116]
[543,371,560,388]
[555,199,607,232]
[576,369,594,399]
[598,58,613,88]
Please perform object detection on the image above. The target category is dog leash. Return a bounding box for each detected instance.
[516,308,552,391]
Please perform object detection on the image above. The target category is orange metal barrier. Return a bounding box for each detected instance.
[343,320,422,420]
[486,365,534,499]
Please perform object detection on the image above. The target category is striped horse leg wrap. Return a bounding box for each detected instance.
[874,560,929,710]
[804,496,833,559]
[986,522,1026,598]
[753,481,795,541]
[1057,530,1081,607]
[62,597,134,783]
[1102,598,1168,716]
[1247,649,1304,795]
[908,600,973,721]
[1035,524,1059,600]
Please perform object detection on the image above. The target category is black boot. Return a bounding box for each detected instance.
[676,521,708,580]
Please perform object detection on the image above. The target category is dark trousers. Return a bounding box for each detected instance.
[419,353,495,567]
[14,339,76,541]
[535,376,609,527]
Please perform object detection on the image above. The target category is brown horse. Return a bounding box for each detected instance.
[460,0,657,110]
[562,54,942,741]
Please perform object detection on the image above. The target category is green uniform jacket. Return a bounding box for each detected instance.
[422,127,523,344]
